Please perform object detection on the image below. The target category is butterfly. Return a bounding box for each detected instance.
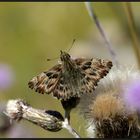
[28,50,113,101]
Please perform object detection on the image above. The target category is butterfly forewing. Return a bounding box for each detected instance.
[28,64,62,94]
[75,58,113,94]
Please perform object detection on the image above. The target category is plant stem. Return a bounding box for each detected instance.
[85,2,119,67]
[62,120,81,138]
[123,2,140,69]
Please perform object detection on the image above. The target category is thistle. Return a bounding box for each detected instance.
[79,66,140,138]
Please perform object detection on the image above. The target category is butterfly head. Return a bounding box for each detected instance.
[60,50,75,71]
[60,50,71,62]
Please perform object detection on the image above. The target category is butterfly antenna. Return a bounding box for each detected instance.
[67,38,76,53]
[46,57,59,61]
[47,39,76,61]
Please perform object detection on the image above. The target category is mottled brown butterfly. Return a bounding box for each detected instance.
[28,51,113,101]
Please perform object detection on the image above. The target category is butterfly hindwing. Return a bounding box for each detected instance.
[28,64,62,94]
[52,75,79,100]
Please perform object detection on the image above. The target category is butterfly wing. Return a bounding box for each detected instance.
[28,64,62,94]
[28,57,112,100]
[53,76,76,100]
[74,58,113,93]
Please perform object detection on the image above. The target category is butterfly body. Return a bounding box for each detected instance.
[61,67,83,98]
[28,51,113,100]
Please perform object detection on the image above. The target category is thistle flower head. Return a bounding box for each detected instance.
[79,65,140,138]
[0,63,14,91]
[89,93,124,120]
[87,93,139,138]
[123,78,140,112]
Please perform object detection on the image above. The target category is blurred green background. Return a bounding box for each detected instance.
[0,2,140,138]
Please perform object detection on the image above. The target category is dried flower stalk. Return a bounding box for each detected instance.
[4,99,80,138]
